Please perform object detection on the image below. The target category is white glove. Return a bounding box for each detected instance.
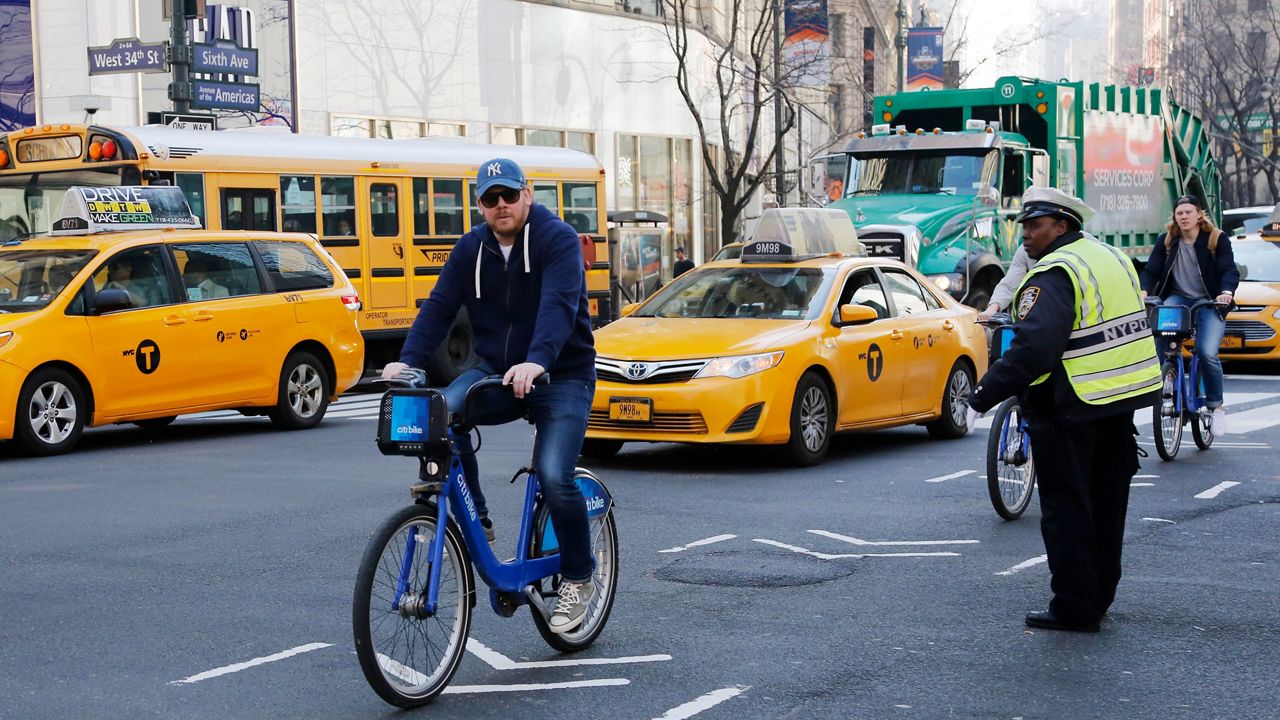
[965,406,982,435]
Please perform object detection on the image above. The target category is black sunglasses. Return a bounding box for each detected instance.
[479,187,523,209]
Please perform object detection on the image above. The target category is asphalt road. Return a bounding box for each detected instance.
[2,371,1278,720]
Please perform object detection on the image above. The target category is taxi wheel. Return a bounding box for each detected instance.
[927,361,974,439]
[15,368,87,456]
[785,372,834,467]
[580,439,624,459]
[269,351,330,430]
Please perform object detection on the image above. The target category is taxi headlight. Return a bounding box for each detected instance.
[694,351,784,379]
[0,331,11,349]
[1274,307,1280,319]
[929,272,966,293]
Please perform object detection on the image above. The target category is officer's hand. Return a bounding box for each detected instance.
[977,304,999,322]
[504,362,546,399]
[381,362,410,380]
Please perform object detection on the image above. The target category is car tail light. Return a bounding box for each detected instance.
[341,293,362,311]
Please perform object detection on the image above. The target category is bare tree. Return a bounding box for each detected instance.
[663,0,808,245]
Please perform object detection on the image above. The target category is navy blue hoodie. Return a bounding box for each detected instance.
[399,203,595,381]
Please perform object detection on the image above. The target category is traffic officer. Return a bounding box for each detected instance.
[969,186,1162,633]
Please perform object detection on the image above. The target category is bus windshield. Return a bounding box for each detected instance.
[0,167,127,241]
[847,151,996,197]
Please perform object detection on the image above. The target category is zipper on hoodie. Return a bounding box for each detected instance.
[502,237,514,369]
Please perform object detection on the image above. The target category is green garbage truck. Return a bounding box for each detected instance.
[824,76,1221,307]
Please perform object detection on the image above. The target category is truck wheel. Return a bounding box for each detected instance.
[964,287,991,311]
[426,307,480,384]
[15,368,87,456]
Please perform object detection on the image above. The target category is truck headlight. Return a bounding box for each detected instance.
[695,351,784,379]
[929,273,966,294]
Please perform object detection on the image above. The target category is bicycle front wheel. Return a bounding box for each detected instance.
[1191,408,1215,450]
[353,504,473,708]
[1153,362,1183,461]
[985,398,1036,520]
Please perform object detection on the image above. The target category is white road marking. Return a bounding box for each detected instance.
[753,538,958,560]
[1131,483,1155,487]
[1134,474,1160,478]
[925,470,976,483]
[1138,440,1269,449]
[1194,481,1241,499]
[1221,403,1280,434]
[995,555,1047,576]
[652,686,748,720]
[467,639,670,669]
[169,642,333,685]
[442,679,630,694]
[659,534,736,554]
[808,530,978,546]
[376,652,426,686]
[1142,517,1176,524]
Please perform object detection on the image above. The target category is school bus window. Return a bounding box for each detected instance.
[256,240,334,292]
[175,173,206,227]
[432,178,464,235]
[563,182,599,233]
[412,178,431,236]
[173,242,263,300]
[321,176,356,236]
[370,183,399,237]
[281,175,317,233]
[468,181,483,230]
[533,182,559,215]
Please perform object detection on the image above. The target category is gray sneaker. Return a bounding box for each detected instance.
[480,518,496,544]
[548,580,595,634]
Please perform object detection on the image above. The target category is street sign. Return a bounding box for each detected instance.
[160,112,217,131]
[192,40,259,76]
[87,38,167,76]
[192,80,260,111]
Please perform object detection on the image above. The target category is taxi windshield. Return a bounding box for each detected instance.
[1235,241,1280,283]
[635,266,834,320]
[0,249,97,313]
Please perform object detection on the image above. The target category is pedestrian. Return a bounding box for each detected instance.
[673,245,695,278]
[968,186,1162,633]
[1138,194,1238,433]
[380,157,599,634]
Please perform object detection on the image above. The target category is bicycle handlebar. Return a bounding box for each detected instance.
[976,312,1013,328]
[462,373,550,428]
[1144,297,1229,311]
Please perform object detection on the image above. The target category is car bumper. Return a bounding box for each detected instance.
[587,373,793,444]
[0,359,24,441]
[1220,309,1280,360]
[331,332,365,395]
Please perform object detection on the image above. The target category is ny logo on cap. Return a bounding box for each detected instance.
[486,162,503,177]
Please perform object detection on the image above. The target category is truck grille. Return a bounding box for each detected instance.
[859,232,905,261]
[596,357,708,384]
[588,410,708,434]
[1225,320,1276,341]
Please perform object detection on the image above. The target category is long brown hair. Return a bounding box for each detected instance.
[1164,205,1217,248]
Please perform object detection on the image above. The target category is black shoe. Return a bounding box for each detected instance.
[1025,610,1100,633]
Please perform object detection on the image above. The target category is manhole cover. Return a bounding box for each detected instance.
[655,549,856,588]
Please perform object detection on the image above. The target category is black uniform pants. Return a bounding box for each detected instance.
[1025,412,1140,622]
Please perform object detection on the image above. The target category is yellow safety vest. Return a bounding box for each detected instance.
[1016,236,1162,405]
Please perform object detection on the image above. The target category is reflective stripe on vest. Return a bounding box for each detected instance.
[1015,236,1162,405]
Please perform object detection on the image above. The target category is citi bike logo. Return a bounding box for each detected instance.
[585,495,606,512]
[457,474,479,521]
[397,424,423,436]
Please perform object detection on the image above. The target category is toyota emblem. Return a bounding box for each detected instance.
[625,362,652,380]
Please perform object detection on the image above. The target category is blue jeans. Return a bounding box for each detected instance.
[1159,294,1225,408]
[441,365,596,583]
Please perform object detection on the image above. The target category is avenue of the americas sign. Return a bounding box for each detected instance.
[192,80,261,111]
[87,37,167,76]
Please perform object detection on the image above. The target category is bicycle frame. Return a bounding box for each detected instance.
[997,407,1030,464]
[1163,347,1205,419]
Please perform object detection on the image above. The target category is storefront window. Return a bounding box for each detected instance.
[492,126,519,145]
[638,136,670,216]
[566,131,594,154]
[377,120,424,139]
[672,138,692,250]
[331,116,372,138]
[616,135,636,211]
[526,129,562,147]
[702,145,723,255]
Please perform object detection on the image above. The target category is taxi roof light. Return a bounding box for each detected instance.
[739,208,864,263]
[49,186,202,236]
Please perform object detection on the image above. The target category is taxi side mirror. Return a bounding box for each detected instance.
[838,304,878,325]
[92,288,133,315]
[620,302,641,317]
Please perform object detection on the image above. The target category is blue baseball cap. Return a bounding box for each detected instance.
[476,158,526,196]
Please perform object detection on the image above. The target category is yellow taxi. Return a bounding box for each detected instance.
[1221,216,1280,360]
[583,208,988,466]
[0,186,364,456]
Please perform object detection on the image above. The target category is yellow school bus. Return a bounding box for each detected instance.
[0,123,610,380]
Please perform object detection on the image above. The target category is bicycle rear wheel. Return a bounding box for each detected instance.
[1153,362,1183,461]
[985,398,1036,520]
[353,504,473,708]
[1191,409,1215,449]
[529,471,619,652]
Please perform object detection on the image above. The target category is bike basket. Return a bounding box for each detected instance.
[1152,305,1191,334]
[376,388,449,456]
[990,325,1016,362]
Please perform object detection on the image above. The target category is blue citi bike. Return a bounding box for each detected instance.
[352,370,619,708]
[978,314,1036,520]
[1149,298,1228,461]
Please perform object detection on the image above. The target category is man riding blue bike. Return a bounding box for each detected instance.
[1139,194,1239,433]
[381,157,598,634]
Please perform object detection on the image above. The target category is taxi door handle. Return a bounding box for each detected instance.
[890,329,904,341]
[163,314,187,326]
[193,311,214,322]
[943,320,955,332]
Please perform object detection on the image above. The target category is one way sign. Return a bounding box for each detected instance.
[160,112,217,131]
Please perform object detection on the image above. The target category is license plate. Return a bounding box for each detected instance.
[608,397,652,422]
[1220,334,1245,349]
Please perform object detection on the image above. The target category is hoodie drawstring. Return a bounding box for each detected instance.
[476,223,532,299]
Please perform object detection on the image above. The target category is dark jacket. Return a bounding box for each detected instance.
[399,203,596,381]
[970,232,1158,423]
[1139,228,1239,299]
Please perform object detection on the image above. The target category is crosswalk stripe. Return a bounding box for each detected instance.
[973,392,1280,432]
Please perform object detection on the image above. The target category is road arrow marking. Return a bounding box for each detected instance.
[659,534,736,554]
[652,686,749,719]
[169,642,333,685]
[467,639,670,669]
[808,529,978,546]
